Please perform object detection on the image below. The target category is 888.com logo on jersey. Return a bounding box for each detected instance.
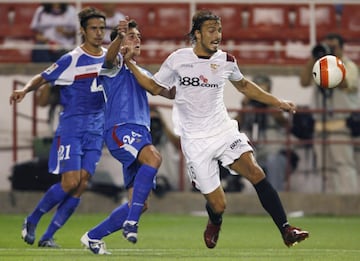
[179,75,219,88]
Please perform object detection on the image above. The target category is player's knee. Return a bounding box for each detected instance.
[75,179,88,195]
[215,204,226,214]
[149,150,162,168]
[61,178,80,192]
[247,165,266,184]
[139,146,162,168]
[210,200,226,214]
[214,204,226,214]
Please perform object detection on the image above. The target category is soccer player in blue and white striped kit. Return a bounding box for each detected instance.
[9,7,107,248]
[80,19,174,255]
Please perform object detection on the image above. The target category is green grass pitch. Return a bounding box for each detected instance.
[0,213,359,260]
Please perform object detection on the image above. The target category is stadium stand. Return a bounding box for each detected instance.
[90,2,190,40]
[0,2,359,65]
[340,4,360,41]
[290,4,337,42]
[247,4,291,41]
[90,3,190,64]
[0,3,38,63]
[195,3,247,41]
[339,4,360,63]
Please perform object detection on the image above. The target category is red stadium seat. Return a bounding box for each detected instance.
[152,4,190,40]
[93,3,190,41]
[91,3,151,31]
[290,4,337,42]
[247,4,291,41]
[0,3,38,63]
[340,4,360,41]
[195,3,247,41]
[0,48,31,63]
[339,4,360,64]
[226,39,287,65]
[0,3,38,40]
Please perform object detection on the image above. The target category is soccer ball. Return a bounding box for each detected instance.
[312,55,346,88]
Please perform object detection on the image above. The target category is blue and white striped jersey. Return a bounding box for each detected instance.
[41,46,106,135]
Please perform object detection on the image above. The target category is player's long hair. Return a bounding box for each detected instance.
[187,10,220,43]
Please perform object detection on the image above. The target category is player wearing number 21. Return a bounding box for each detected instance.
[9,7,107,248]
[123,10,309,247]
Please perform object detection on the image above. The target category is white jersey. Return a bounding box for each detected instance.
[153,48,243,138]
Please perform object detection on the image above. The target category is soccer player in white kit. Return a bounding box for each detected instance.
[124,10,309,248]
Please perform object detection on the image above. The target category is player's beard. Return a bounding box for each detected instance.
[200,40,218,56]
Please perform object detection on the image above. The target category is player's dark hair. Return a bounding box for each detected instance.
[78,6,106,29]
[188,10,220,43]
[110,20,138,42]
[325,33,344,48]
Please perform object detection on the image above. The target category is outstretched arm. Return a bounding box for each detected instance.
[232,77,296,114]
[36,83,52,107]
[9,74,48,105]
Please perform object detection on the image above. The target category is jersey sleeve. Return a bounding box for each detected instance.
[227,53,243,82]
[41,54,72,85]
[153,53,177,90]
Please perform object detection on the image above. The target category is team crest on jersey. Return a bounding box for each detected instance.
[210,63,219,71]
[44,63,58,75]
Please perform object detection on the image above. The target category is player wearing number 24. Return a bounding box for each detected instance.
[9,7,107,248]
[123,10,309,248]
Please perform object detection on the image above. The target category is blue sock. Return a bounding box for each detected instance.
[40,196,80,241]
[27,183,67,226]
[88,202,130,240]
[127,164,157,223]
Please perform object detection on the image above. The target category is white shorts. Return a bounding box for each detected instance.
[181,125,253,194]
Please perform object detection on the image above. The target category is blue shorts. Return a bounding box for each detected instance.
[48,132,103,175]
[104,124,152,189]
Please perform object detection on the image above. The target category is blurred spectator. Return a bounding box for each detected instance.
[236,74,298,191]
[149,106,184,195]
[35,83,62,135]
[30,3,77,62]
[300,32,359,194]
[100,3,126,45]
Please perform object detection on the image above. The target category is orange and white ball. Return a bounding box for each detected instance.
[312,55,346,88]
